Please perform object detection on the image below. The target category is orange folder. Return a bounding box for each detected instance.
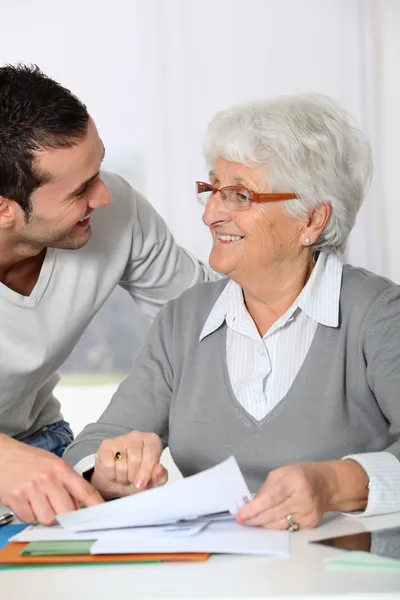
[0,542,209,567]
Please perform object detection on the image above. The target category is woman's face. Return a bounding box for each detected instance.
[202,157,306,281]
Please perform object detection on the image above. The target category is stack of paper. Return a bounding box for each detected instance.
[90,519,290,557]
[58,456,252,532]
[5,457,290,562]
[10,520,289,558]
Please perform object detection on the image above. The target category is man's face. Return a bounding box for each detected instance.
[13,119,111,250]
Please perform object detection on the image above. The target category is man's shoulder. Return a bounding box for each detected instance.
[87,171,154,252]
[92,171,167,240]
[93,171,139,227]
[101,171,138,202]
[64,172,141,264]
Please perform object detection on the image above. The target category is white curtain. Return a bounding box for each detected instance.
[0,0,383,272]
[134,0,383,271]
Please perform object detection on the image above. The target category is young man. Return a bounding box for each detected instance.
[0,64,215,524]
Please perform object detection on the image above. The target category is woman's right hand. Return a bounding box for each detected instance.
[91,431,168,499]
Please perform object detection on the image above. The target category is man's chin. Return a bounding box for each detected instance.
[49,225,92,250]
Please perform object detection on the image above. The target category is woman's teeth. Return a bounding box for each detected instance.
[216,234,242,241]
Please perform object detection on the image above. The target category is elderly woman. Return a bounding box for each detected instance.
[64,93,400,531]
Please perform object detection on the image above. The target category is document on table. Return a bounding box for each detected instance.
[10,521,210,543]
[58,457,251,533]
[10,457,290,558]
[10,524,97,543]
[90,520,290,557]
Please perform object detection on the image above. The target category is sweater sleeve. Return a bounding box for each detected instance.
[118,185,217,319]
[341,452,400,516]
[343,286,400,516]
[364,286,400,460]
[63,303,174,467]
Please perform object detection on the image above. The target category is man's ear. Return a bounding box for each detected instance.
[0,196,17,229]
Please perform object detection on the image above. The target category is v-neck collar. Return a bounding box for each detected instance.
[218,319,325,429]
[0,248,56,308]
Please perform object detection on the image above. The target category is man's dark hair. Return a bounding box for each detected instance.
[0,64,89,215]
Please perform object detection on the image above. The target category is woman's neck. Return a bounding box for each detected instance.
[239,252,315,337]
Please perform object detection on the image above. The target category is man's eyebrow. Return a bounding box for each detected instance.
[69,144,106,197]
[69,172,100,198]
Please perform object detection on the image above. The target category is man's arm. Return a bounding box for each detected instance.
[0,435,103,524]
[116,181,219,319]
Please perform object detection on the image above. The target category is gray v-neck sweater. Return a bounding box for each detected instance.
[65,265,400,493]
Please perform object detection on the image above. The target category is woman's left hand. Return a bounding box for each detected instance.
[237,459,369,530]
[237,462,333,529]
[236,462,337,530]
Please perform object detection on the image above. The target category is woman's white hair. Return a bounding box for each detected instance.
[203,93,372,254]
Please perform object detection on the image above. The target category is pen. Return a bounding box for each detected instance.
[0,513,14,527]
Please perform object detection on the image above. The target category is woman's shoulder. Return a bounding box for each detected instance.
[343,263,397,290]
[341,263,400,312]
[161,278,229,319]
[154,278,229,344]
[175,277,229,307]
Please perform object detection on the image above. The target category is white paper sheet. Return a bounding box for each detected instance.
[57,457,251,533]
[10,522,210,543]
[90,520,290,557]
[10,524,97,543]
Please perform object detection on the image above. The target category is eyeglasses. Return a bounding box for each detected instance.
[196,181,298,211]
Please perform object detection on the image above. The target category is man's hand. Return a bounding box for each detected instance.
[0,434,104,525]
[237,460,369,530]
[91,431,168,499]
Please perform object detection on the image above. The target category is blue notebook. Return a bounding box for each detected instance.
[0,524,27,550]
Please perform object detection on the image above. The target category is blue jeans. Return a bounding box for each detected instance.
[20,420,74,457]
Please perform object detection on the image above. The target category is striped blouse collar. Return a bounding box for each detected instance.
[199,252,343,341]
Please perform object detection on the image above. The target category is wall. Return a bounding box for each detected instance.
[372,0,400,282]
[139,0,380,269]
[0,0,380,269]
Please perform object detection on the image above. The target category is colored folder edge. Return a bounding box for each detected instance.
[0,542,209,568]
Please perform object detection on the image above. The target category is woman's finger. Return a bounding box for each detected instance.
[240,498,294,527]
[149,463,168,488]
[261,516,299,531]
[95,442,117,482]
[134,435,162,489]
[238,483,291,524]
[115,452,130,485]
[126,439,145,486]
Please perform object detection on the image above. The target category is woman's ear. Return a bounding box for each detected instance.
[301,202,331,246]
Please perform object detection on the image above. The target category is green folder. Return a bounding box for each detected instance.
[21,540,96,556]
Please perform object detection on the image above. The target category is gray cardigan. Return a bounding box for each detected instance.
[64,265,400,493]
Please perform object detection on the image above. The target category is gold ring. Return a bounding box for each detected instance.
[114,451,125,460]
[286,514,299,532]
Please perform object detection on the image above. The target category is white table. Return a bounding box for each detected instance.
[1,512,400,599]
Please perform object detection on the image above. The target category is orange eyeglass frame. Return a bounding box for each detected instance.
[196,181,299,203]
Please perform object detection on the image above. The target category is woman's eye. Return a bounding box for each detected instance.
[233,191,250,203]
